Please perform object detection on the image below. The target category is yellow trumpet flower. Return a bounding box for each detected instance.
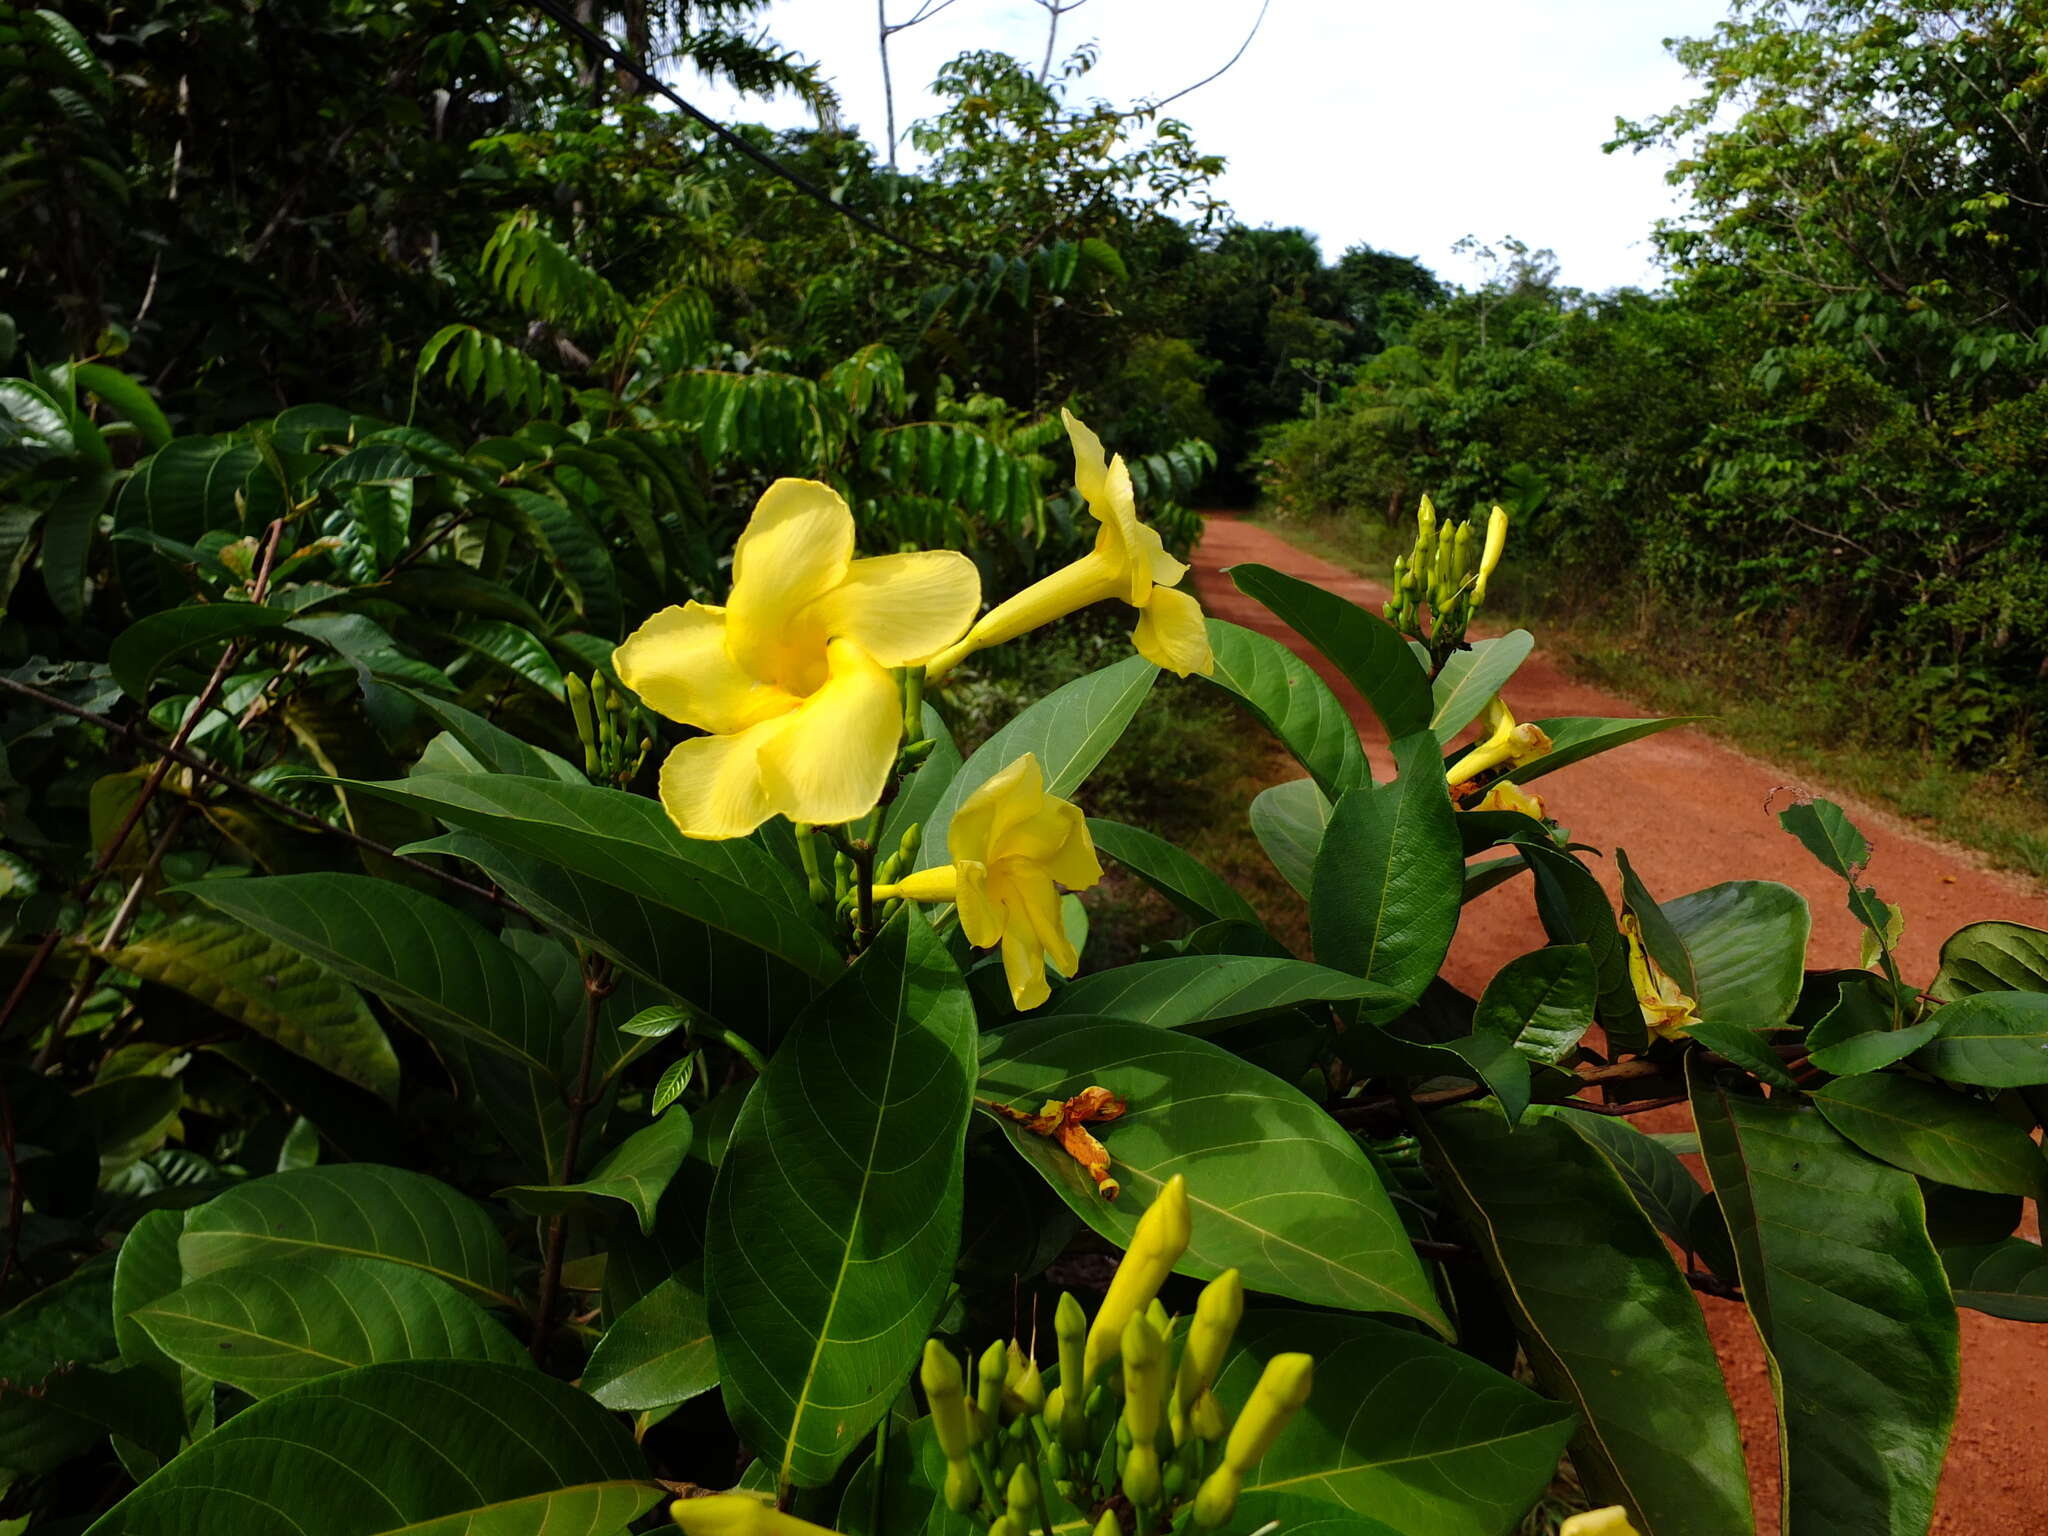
[614,479,979,840]
[1560,1509,1643,1536]
[1446,697,1552,793]
[1464,777,1547,821]
[923,411,1212,680]
[872,753,1102,1010]
[670,1494,843,1536]
[1621,912,1702,1041]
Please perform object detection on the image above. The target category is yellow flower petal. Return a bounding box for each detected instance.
[1060,409,1112,516]
[1001,924,1051,1011]
[1003,866,1077,977]
[614,602,793,734]
[875,864,960,904]
[1041,803,1104,890]
[726,479,854,689]
[1559,1509,1642,1536]
[756,638,899,828]
[947,754,1043,866]
[1060,410,1152,606]
[657,715,787,841]
[1132,585,1214,677]
[954,860,1002,949]
[810,550,981,667]
[1132,520,1188,588]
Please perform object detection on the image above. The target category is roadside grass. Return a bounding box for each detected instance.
[1256,510,2048,886]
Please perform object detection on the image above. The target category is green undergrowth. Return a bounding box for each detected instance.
[1256,510,2048,886]
[939,618,1308,964]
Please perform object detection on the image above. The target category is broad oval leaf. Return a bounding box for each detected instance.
[707,913,977,1487]
[109,604,296,702]
[1472,943,1595,1067]
[134,1255,529,1398]
[1917,990,2048,1087]
[1209,1310,1572,1536]
[1430,629,1534,744]
[1419,1103,1753,1536]
[1044,956,1369,1028]
[1812,1075,2046,1198]
[1931,920,2048,1001]
[918,655,1155,869]
[500,1109,694,1236]
[82,1360,658,1536]
[1310,732,1460,1017]
[180,1165,514,1310]
[1228,563,1431,742]
[101,914,399,1102]
[1663,879,1809,1029]
[583,1270,716,1412]
[1249,776,1329,896]
[1690,1062,1958,1536]
[1086,817,1261,928]
[1505,714,1699,785]
[1941,1238,2048,1322]
[980,1017,1447,1331]
[1203,618,1368,796]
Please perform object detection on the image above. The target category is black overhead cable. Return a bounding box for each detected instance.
[524,0,972,270]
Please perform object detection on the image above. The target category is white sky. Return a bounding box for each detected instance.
[683,0,1734,293]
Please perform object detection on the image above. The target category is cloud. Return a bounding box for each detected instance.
[683,0,1732,292]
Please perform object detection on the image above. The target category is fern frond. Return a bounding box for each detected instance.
[417,324,566,419]
[480,211,623,332]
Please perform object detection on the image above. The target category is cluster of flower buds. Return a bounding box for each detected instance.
[1383,496,1509,667]
[566,670,652,788]
[918,1175,1313,1535]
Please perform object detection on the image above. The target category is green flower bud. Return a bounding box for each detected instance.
[1091,1512,1122,1536]
[920,1341,972,1463]
[566,674,599,777]
[977,1338,1009,1428]
[1173,1268,1242,1444]
[1082,1175,1191,1391]
[1119,1314,1167,1508]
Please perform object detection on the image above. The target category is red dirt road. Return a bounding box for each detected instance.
[1192,515,2048,1534]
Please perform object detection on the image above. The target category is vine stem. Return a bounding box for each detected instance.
[530,951,612,1361]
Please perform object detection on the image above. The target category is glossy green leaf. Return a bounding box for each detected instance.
[1664,880,1809,1028]
[1473,943,1596,1067]
[134,1255,528,1398]
[918,655,1155,868]
[109,603,295,701]
[188,873,558,1071]
[1916,990,2048,1086]
[1806,975,1938,1074]
[102,913,399,1102]
[1420,1103,1752,1536]
[708,913,976,1487]
[1430,629,1534,744]
[1931,920,2048,1001]
[82,1360,658,1536]
[1336,1014,1532,1124]
[1203,617,1368,795]
[583,1270,717,1412]
[1208,1310,1572,1536]
[180,1165,514,1309]
[405,690,583,781]
[1229,562,1432,741]
[1086,816,1261,927]
[447,616,565,697]
[1940,1239,2048,1322]
[1812,1075,2046,1197]
[501,1109,693,1235]
[1547,1109,1710,1260]
[1249,775,1328,895]
[1311,732,1461,1017]
[1519,842,1636,1033]
[1776,797,1869,879]
[1044,956,1368,1027]
[111,436,273,613]
[1686,1020,1803,1090]
[981,1017,1446,1330]
[71,363,173,449]
[1505,714,1700,785]
[1690,1063,1958,1536]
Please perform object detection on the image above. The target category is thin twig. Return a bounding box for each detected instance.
[531,954,613,1361]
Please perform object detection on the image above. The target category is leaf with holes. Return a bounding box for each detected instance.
[980,1017,1445,1331]
[707,913,976,1487]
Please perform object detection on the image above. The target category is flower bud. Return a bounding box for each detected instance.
[1173,1268,1242,1443]
[920,1340,972,1463]
[1221,1353,1313,1478]
[668,1494,840,1535]
[1120,1314,1167,1507]
[1474,504,1509,603]
[1092,1513,1122,1536]
[1082,1175,1191,1390]
[1560,1510,1643,1536]
[977,1338,1009,1428]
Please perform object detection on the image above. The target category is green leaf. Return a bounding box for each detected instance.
[1229,563,1431,742]
[1690,1063,1958,1536]
[919,656,1155,869]
[583,1270,717,1412]
[70,363,172,450]
[1310,732,1460,1017]
[1505,715,1700,785]
[1813,1075,2046,1197]
[1547,1108,1711,1260]
[187,873,557,1071]
[501,1109,693,1235]
[1664,880,1810,1028]
[1430,629,1534,744]
[1519,842,1636,1034]
[1248,776,1328,896]
[109,603,295,701]
[1086,817,1261,927]
[1940,1239,2048,1322]
[1335,1014,1531,1124]
[111,436,273,613]
[1686,1020,1802,1089]
[41,466,111,622]
[346,773,839,984]
[708,913,977,1487]
[880,702,961,851]
[981,1017,1446,1331]
[1472,943,1596,1067]
[448,617,566,698]
[1917,991,2048,1087]
[180,1165,514,1310]
[1931,920,2048,1000]
[1419,1103,1753,1536]
[101,914,399,1102]
[1203,618,1368,796]
[134,1255,529,1398]
[82,1360,658,1536]
[1207,1310,1572,1536]
[405,690,583,781]
[1806,976,1938,1074]
[1776,797,1869,880]
[1044,956,1368,1027]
